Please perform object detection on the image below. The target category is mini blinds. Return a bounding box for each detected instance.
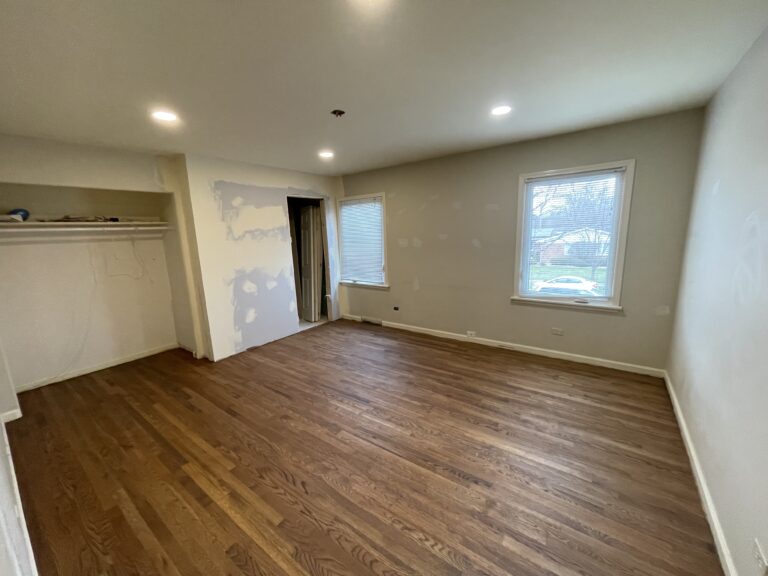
[339,195,386,285]
[519,166,629,302]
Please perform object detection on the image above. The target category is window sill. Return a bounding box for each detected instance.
[509,295,623,313]
[340,281,390,290]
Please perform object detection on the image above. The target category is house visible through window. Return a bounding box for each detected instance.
[338,194,387,286]
[515,161,634,308]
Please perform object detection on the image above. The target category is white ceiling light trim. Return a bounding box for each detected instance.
[491,105,513,116]
[150,109,179,123]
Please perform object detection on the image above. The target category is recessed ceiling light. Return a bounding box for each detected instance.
[151,109,179,123]
[318,149,335,160]
[491,105,513,116]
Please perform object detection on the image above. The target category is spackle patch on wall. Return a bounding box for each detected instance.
[214,182,295,241]
[230,267,296,352]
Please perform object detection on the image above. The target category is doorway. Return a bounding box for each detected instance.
[287,197,328,327]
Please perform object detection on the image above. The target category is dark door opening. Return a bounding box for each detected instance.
[287,197,328,324]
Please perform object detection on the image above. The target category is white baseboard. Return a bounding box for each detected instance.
[663,372,736,576]
[0,409,22,423]
[14,344,180,393]
[379,320,665,377]
[341,313,363,322]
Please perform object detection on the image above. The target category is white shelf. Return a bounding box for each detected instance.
[0,221,168,232]
[0,221,170,242]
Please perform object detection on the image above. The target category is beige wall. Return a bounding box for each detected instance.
[668,29,768,576]
[0,134,165,192]
[183,155,344,361]
[156,156,207,358]
[342,109,704,370]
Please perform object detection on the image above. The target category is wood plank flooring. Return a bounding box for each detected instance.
[7,320,723,575]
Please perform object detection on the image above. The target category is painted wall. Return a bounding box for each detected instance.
[0,183,169,220]
[0,133,165,193]
[0,425,36,576]
[668,29,768,576]
[156,156,207,358]
[0,234,177,391]
[183,155,343,361]
[0,338,34,575]
[342,109,704,370]
[0,340,20,421]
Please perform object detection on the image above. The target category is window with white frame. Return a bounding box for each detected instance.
[338,194,387,286]
[514,160,634,308]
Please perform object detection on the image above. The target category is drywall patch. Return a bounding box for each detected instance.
[452,201,463,210]
[438,233,448,241]
[485,203,501,212]
[230,267,296,352]
[242,279,259,294]
[398,238,409,248]
[412,237,423,248]
[213,181,302,241]
[412,276,421,291]
[472,238,483,248]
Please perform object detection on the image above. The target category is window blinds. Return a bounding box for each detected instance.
[339,196,385,285]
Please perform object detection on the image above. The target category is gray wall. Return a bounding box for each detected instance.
[342,109,704,369]
[669,29,768,576]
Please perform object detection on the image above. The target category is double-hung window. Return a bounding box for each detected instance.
[338,193,387,287]
[514,160,635,309]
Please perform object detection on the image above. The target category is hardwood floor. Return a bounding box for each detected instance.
[8,320,722,576]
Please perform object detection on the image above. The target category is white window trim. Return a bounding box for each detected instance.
[337,192,389,289]
[512,159,635,311]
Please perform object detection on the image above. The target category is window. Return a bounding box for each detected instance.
[514,160,635,309]
[338,193,387,286]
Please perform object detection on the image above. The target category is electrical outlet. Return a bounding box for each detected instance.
[753,538,768,574]
[551,327,565,336]
[466,330,476,338]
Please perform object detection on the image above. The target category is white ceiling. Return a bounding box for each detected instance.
[1,1,767,176]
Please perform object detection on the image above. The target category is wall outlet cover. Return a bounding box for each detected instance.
[551,327,565,336]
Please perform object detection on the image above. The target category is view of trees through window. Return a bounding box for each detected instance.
[521,171,621,298]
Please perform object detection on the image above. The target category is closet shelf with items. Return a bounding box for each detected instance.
[0,182,173,239]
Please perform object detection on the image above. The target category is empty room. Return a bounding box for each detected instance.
[1,1,767,575]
